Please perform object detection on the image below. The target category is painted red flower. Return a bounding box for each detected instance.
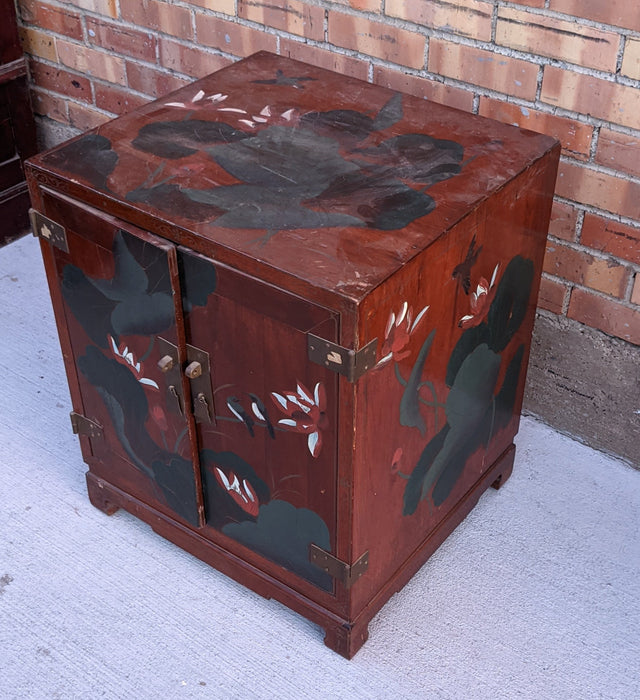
[377,302,429,367]
[214,467,259,517]
[150,404,168,431]
[271,381,328,458]
[391,447,403,475]
[108,335,159,389]
[458,264,499,330]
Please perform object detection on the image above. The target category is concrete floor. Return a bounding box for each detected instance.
[1,234,639,699]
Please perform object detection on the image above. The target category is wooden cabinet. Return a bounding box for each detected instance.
[25,52,559,658]
[0,0,37,245]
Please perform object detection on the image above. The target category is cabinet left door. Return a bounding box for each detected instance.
[38,190,210,528]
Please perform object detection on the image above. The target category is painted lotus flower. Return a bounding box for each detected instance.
[108,335,159,389]
[214,467,259,517]
[377,302,429,367]
[271,382,327,458]
[164,89,296,130]
[165,90,227,109]
[458,264,499,329]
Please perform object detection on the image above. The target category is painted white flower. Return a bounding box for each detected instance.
[271,381,328,458]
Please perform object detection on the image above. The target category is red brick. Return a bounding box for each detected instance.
[121,0,193,39]
[428,40,538,100]
[595,128,640,179]
[159,38,232,78]
[195,14,278,57]
[621,39,640,80]
[94,84,149,115]
[556,161,640,222]
[549,0,640,33]
[86,18,157,62]
[328,11,426,70]
[496,7,620,72]
[19,0,83,40]
[57,40,127,85]
[19,26,57,62]
[568,288,640,344]
[373,65,474,112]
[126,62,190,99]
[280,39,370,82]
[29,58,92,102]
[580,214,640,266]
[30,87,68,122]
[541,67,640,131]
[544,239,630,298]
[631,275,640,306]
[386,0,493,42]
[332,0,381,9]
[238,0,324,42]
[69,0,118,17]
[478,97,593,160]
[68,101,111,130]
[182,0,235,15]
[537,275,569,314]
[508,0,545,6]
[548,200,579,242]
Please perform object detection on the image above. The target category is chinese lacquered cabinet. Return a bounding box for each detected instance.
[26,52,560,658]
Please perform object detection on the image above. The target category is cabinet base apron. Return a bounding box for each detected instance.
[86,442,515,659]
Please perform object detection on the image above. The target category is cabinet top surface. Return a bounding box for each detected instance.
[30,51,557,301]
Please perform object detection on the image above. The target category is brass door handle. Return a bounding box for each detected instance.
[157,354,175,373]
[185,361,202,379]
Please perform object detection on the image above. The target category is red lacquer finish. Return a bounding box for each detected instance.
[26,52,559,657]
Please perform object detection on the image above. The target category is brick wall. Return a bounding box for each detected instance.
[15,0,640,348]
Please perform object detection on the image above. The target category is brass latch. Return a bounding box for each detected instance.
[70,412,103,439]
[309,544,369,589]
[307,335,377,382]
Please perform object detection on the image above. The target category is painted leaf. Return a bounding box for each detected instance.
[222,500,333,591]
[445,343,501,431]
[178,248,217,311]
[152,455,200,527]
[487,255,534,353]
[43,133,118,191]
[399,329,436,435]
[132,119,246,159]
[403,425,450,516]
[372,93,404,132]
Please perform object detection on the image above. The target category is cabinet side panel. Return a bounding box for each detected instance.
[350,149,559,618]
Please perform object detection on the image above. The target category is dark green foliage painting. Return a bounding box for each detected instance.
[376,254,534,517]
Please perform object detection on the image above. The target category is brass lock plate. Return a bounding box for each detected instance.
[156,337,185,417]
[186,344,214,424]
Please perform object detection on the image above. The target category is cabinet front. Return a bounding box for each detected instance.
[39,191,340,595]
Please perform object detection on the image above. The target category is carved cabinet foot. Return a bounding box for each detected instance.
[323,619,370,659]
[86,472,120,515]
[491,443,516,490]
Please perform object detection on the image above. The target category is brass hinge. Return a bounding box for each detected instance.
[309,544,369,589]
[29,209,69,253]
[70,412,103,439]
[307,335,377,382]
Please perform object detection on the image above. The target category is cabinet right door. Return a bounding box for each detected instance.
[180,256,341,594]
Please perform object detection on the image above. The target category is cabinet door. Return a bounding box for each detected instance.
[180,257,340,593]
[41,192,213,527]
